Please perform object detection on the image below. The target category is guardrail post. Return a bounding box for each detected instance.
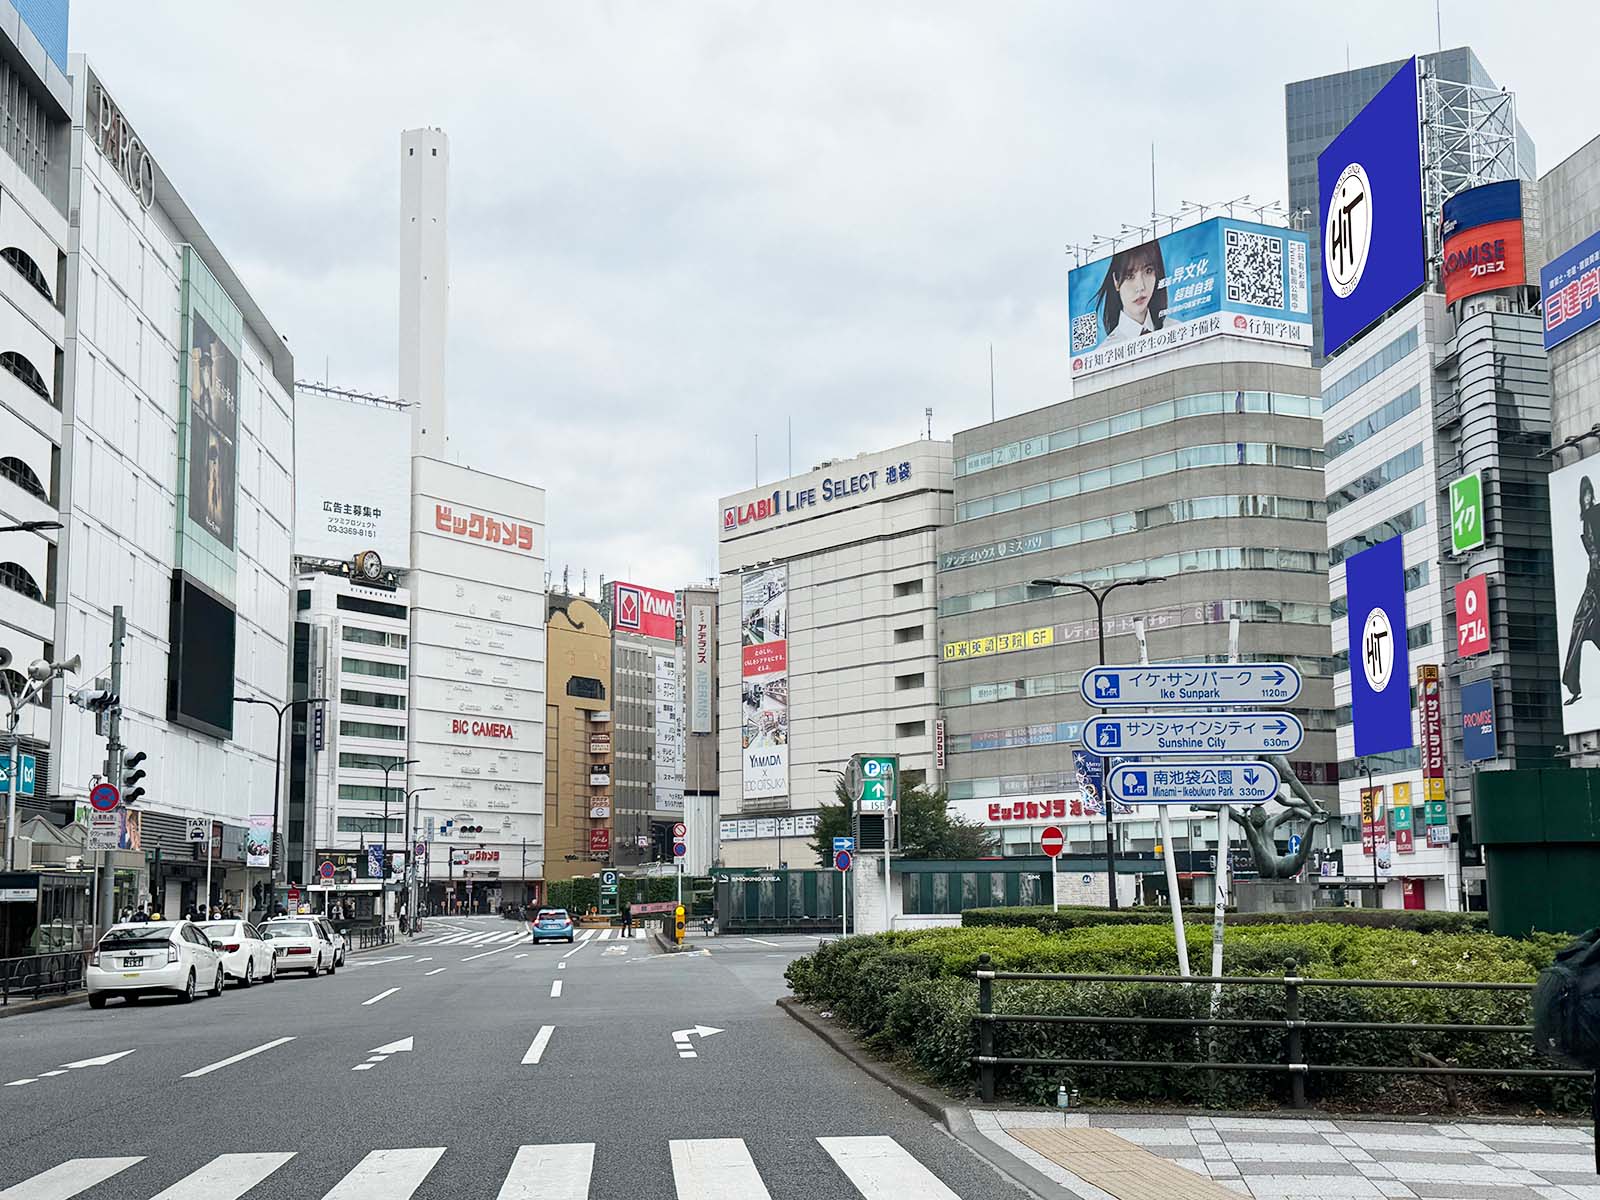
[977,952,996,1104]
[1284,957,1306,1110]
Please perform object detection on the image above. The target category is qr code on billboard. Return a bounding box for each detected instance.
[1224,228,1284,309]
[1070,312,1099,352]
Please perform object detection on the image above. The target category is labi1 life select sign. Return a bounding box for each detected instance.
[1317,58,1426,355]
[1343,535,1414,757]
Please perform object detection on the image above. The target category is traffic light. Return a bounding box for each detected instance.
[459,824,484,835]
[123,751,148,805]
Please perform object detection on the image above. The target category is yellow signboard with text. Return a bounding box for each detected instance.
[943,626,1055,661]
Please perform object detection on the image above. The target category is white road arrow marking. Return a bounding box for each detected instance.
[63,1049,137,1070]
[371,1037,414,1055]
[671,1025,724,1059]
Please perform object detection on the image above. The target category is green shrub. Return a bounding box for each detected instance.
[961,906,1495,936]
[785,921,1581,1113]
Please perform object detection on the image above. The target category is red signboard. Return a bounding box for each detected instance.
[612,581,676,641]
[1442,218,1526,305]
[433,503,536,553]
[1040,826,1065,858]
[588,828,611,853]
[451,718,515,740]
[741,641,787,677]
[1419,664,1445,805]
[1455,576,1489,657]
[1395,827,1414,854]
[987,797,1097,823]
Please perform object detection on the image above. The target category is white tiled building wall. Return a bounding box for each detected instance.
[1324,292,1458,909]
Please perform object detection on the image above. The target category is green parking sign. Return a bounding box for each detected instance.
[1450,472,1484,553]
[851,754,898,814]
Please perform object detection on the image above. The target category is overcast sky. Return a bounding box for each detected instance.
[73,1,1598,593]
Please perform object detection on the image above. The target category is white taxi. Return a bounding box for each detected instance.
[87,922,226,1008]
[198,920,277,987]
[261,917,337,976]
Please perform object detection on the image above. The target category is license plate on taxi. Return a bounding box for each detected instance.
[123,957,143,967]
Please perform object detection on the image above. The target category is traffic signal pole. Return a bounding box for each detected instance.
[97,606,126,935]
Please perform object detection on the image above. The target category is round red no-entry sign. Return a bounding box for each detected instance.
[1040,825,1065,858]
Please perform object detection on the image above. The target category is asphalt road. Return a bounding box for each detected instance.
[0,916,1037,1199]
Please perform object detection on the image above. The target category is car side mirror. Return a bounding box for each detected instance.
[209,940,224,950]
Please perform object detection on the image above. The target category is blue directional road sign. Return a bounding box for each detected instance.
[1107,761,1281,806]
[832,836,855,853]
[1081,713,1304,755]
[1288,833,1303,855]
[1080,663,1302,708]
[0,753,36,796]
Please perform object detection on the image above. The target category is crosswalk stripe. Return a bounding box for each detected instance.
[817,1136,962,1199]
[669,1139,772,1200]
[321,1148,445,1199]
[598,929,612,941]
[0,1157,143,1200]
[149,1152,296,1199]
[496,1143,592,1199]
[579,929,596,943]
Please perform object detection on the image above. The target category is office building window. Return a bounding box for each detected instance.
[894,673,925,691]
[335,815,403,833]
[339,720,405,741]
[1325,444,1424,514]
[341,688,405,710]
[1328,504,1427,566]
[893,625,924,644]
[343,627,407,649]
[339,753,408,771]
[1325,385,1422,460]
[1321,327,1419,410]
[342,657,407,680]
[893,579,924,597]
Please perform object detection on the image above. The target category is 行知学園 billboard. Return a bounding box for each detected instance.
[1067,216,1310,380]
[740,566,788,800]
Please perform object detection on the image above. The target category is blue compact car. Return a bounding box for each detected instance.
[529,908,576,944]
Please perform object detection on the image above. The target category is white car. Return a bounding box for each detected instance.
[313,916,347,966]
[199,920,277,987]
[261,917,337,976]
[87,922,226,1008]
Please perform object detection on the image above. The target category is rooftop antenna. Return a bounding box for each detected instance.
[581,568,588,596]
[1435,0,1442,50]
[562,565,570,594]
[988,344,995,422]
[754,434,759,487]
[1150,142,1157,231]
[788,415,792,477]
[924,406,933,440]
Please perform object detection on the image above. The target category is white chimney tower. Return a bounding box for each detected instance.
[400,127,449,457]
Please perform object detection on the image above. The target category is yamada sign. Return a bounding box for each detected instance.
[612,581,676,641]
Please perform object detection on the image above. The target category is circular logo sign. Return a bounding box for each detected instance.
[89,782,120,812]
[1325,162,1373,298]
[672,822,687,838]
[1361,607,1395,692]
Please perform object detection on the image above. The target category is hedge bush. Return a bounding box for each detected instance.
[962,906,1493,936]
[785,923,1584,1113]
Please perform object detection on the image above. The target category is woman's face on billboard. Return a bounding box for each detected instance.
[1117,258,1158,324]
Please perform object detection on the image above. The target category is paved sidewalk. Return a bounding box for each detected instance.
[973,1109,1598,1200]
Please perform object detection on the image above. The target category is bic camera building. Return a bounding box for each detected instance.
[939,216,1339,898]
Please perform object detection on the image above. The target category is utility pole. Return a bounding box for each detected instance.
[97,607,126,934]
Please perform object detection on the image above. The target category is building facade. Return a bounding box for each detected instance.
[941,354,1338,880]
[0,0,70,846]
[47,57,296,918]
[543,592,611,884]
[716,439,951,869]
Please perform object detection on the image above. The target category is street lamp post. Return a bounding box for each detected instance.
[404,784,434,927]
[1031,576,1166,910]
[234,694,325,919]
[3,656,76,870]
[380,758,419,919]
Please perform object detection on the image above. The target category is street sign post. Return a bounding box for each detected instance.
[1081,713,1303,756]
[1107,761,1281,806]
[1040,825,1064,914]
[852,754,898,813]
[89,782,120,812]
[672,822,687,839]
[1079,663,1302,708]
[834,849,852,872]
[672,840,687,859]
[834,849,853,937]
[0,753,36,796]
[1450,471,1485,553]
[832,836,855,853]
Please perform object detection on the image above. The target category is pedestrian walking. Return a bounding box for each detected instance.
[621,903,633,937]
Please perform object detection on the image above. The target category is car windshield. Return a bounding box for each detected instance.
[99,928,172,950]
[262,922,314,939]
[200,923,241,938]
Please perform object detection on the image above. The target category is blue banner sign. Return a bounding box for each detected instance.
[1107,761,1281,806]
[1461,677,1496,762]
[1344,535,1414,757]
[1080,663,1302,707]
[1542,227,1600,351]
[1080,713,1304,755]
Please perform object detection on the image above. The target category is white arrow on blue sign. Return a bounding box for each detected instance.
[832,837,855,852]
[1080,663,1302,708]
[1107,761,1281,806]
[1081,712,1304,755]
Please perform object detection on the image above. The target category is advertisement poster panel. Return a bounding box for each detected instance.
[1461,677,1496,762]
[1066,216,1310,380]
[1441,180,1525,306]
[245,814,271,868]
[1550,456,1600,733]
[292,391,411,566]
[1344,536,1414,756]
[1419,664,1445,804]
[1455,576,1489,657]
[1317,58,1426,355]
[741,566,789,800]
[1541,227,1600,351]
[690,604,713,733]
[655,652,685,810]
[612,581,676,641]
[186,310,239,550]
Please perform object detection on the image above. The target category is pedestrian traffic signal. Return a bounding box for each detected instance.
[122,751,147,805]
